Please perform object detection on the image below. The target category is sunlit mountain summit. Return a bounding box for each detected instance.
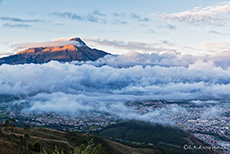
[0,37,108,65]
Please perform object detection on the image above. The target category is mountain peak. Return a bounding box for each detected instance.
[0,37,109,64]
[69,37,86,46]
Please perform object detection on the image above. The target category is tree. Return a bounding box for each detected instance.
[41,139,108,154]
[24,124,31,131]
[52,145,64,154]
[0,116,2,135]
[24,124,31,154]
[24,134,30,154]
[73,139,108,154]
[3,118,17,141]
[42,147,48,154]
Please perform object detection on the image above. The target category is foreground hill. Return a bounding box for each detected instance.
[0,125,156,154]
[0,120,219,154]
[99,121,219,154]
[0,37,108,65]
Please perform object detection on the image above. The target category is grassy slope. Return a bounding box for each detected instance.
[0,126,156,154]
[0,139,23,154]
[99,122,189,146]
[99,121,218,154]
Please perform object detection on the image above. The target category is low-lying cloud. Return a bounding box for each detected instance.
[12,92,187,124]
[74,51,230,69]
[1,55,230,98]
[2,51,230,123]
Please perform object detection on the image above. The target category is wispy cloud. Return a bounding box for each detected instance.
[85,38,175,53]
[131,13,150,22]
[155,2,230,25]
[50,12,84,21]
[209,30,221,34]
[209,30,230,35]
[13,38,85,51]
[0,17,44,23]
[0,51,13,57]
[113,12,127,17]
[50,10,107,24]
[199,41,230,53]
[158,24,176,30]
[112,19,128,25]
[144,29,156,33]
[166,24,176,30]
[92,10,105,16]
[3,23,32,28]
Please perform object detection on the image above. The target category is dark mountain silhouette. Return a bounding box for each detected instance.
[0,37,108,65]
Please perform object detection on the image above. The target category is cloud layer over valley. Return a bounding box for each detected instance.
[2,51,230,122]
[2,54,230,98]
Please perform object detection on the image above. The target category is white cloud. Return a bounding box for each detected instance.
[85,37,230,56]
[73,50,230,70]
[201,106,223,119]
[13,39,85,51]
[1,53,230,98]
[85,37,176,54]
[199,41,230,52]
[2,51,230,123]
[12,92,187,124]
[155,2,230,25]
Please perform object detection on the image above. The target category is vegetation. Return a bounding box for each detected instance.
[99,120,213,154]
[0,117,217,154]
[42,139,108,154]
[0,117,158,154]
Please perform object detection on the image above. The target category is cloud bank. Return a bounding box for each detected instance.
[1,53,230,98]
[2,51,230,122]
[12,92,187,124]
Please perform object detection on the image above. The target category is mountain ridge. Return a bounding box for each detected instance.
[0,37,109,65]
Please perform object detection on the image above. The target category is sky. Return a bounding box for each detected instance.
[0,0,230,56]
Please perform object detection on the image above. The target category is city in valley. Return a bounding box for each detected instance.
[2,97,230,152]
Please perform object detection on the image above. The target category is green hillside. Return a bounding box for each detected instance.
[0,119,219,154]
[99,120,216,154]
[0,121,157,154]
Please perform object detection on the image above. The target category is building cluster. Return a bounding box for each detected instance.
[5,100,230,152]
[9,111,118,131]
[130,100,230,152]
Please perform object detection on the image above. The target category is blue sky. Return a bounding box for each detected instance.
[0,0,230,55]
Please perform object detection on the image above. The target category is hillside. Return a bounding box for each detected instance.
[0,124,159,154]
[0,119,219,154]
[0,37,108,65]
[99,121,218,154]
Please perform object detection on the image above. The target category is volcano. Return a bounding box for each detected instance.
[0,37,109,65]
